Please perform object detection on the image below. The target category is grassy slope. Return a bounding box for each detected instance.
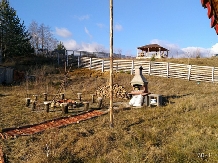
[1,58,218,162]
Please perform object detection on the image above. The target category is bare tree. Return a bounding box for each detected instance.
[29,21,58,55]
[184,51,192,65]
[194,48,201,58]
[95,46,105,53]
[117,48,122,58]
[38,23,48,52]
[29,21,39,52]
[206,49,212,58]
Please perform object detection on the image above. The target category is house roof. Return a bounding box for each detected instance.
[137,44,169,52]
[201,0,218,34]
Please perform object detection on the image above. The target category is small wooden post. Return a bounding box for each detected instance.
[90,94,95,103]
[77,93,82,101]
[83,102,89,111]
[61,103,68,114]
[60,93,65,100]
[25,98,31,107]
[33,95,38,101]
[44,102,50,113]
[43,93,48,101]
[32,101,36,111]
[97,97,103,109]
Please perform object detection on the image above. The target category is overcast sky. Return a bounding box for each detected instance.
[10,0,218,58]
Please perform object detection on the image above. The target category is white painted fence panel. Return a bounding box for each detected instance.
[114,60,133,72]
[213,67,218,82]
[168,63,189,80]
[150,62,168,77]
[79,57,218,83]
[190,65,213,82]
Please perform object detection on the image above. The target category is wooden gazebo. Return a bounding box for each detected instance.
[137,44,169,58]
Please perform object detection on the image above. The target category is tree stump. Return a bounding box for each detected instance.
[32,101,36,111]
[61,103,68,114]
[60,93,65,100]
[97,97,103,109]
[90,94,95,103]
[25,98,31,107]
[83,102,89,111]
[44,102,50,113]
[77,93,82,101]
[43,93,48,101]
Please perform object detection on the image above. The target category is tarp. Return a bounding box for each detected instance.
[129,95,143,107]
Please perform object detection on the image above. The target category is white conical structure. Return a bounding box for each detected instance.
[130,66,147,86]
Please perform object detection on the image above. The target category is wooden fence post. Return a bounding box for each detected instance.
[116,62,118,72]
[187,65,192,81]
[149,61,151,75]
[212,67,215,82]
[77,56,80,68]
[89,58,92,70]
[102,60,104,72]
[167,62,169,78]
[58,53,60,66]
[66,50,68,67]
[131,60,134,75]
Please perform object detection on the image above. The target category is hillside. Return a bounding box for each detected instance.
[0,58,218,162]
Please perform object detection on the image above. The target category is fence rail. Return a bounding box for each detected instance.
[79,57,218,83]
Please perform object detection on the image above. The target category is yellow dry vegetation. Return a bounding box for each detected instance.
[1,58,218,162]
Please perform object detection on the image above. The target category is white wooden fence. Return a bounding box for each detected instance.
[79,57,218,83]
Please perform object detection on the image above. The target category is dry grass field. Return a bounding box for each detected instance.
[1,57,218,162]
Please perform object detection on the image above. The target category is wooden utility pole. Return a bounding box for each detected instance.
[109,0,114,127]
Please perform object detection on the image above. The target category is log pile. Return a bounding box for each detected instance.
[96,84,129,99]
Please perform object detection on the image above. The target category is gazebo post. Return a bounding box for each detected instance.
[148,48,150,57]
[159,47,161,58]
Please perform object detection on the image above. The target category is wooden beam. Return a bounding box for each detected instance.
[109,0,114,128]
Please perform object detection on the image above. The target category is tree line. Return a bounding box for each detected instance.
[0,0,65,62]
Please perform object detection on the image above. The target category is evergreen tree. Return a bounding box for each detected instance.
[56,41,66,51]
[54,41,66,55]
[0,0,33,60]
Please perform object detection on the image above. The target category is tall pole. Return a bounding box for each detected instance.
[0,1,2,63]
[109,0,114,127]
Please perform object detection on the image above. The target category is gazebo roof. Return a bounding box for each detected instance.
[137,44,169,52]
